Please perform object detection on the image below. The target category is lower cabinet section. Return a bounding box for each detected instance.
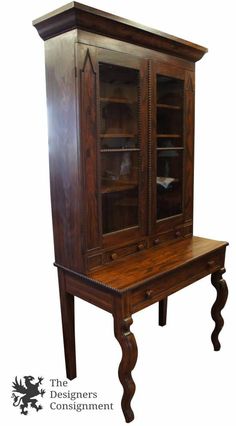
[86,222,193,271]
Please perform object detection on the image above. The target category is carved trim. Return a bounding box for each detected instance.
[95,51,103,246]
[54,262,122,295]
[81,48,96,73]
[148,60,152,234]
[80,48,100,251]
[211,268,228,351]
[137,63,142,229]
[185,71,195,92]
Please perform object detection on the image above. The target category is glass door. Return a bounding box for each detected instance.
[156,75,184,220]
[150,63,195,236]
[98,50,147,242]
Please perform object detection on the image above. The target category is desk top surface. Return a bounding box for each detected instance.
[87,236,227,291]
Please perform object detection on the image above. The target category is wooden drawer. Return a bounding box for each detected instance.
[103,240,147,264]
[149,223,192,247]
[87,240,147,271]
[131,249,225,313]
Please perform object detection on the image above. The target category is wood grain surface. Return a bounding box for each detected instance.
[88,236,228,290]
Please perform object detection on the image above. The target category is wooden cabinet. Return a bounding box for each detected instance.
[76,45,196,267]
[33,6,199,273]
[64,43,196,270]
[33,3,228,422]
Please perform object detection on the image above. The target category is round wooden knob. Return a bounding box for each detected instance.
[145,290,153,299]
[207,260,215,267]
[154,238,160,245]
[175,230,181,237]
[137,243,144,251]
[111,252,118,261]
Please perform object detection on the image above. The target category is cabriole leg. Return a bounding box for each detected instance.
[211,268,228,351]
[113,314,138,423]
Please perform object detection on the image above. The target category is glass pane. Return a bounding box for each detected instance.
[157,75,183,107]
[156,150,183,219]
[157,108,182,139]
[157,75,183,145]
[101,151,138,193]
[101,136,138,149]
[158,137,182,148]
[156,74,184,220]
[100,64,138,143]
[99,63,140,234]
[102,188,138,234]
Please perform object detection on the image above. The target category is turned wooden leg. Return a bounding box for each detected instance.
[211,268,228,351]
[113,314,138,423]
[58,269,77,380]
[159,297,168,326]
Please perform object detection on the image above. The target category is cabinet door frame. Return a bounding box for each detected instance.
[77,43,148,252]
[150,61,194,235]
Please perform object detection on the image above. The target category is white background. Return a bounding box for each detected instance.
[1,1,235,425]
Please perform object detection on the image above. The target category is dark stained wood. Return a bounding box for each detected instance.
[33,2,207,62]
[211,268,228,351]
[44,30,85,272]
[79,46,101,250]
[36,9,202,272]
[87,237,228,290]
[184,70,195,221]
[159,297,168,326]
[149,221,192,248]
[65,271,113,312]
[33,4,228,423]
[103,240,147,264]
[77,30,195,71]
[130,249,226,313]
[58,269,77,380]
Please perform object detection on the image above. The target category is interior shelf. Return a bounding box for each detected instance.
[156,147,184,151]
[157,103,181,110]
[101,148,139,152]
[101,133,136,138]
[157,134,181,138]
[101,182,138,194]
[100,97,136,104]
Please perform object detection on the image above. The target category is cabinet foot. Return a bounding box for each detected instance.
[58,270,77,380]
[211,268,228,351]
[159,297,168,326]
[113,315,137,422]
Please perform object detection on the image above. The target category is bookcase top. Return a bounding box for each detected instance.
[33,2,207,62]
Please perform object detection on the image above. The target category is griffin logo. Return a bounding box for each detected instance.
[12,376,45,415]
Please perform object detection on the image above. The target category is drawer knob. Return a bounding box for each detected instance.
[175,230,181,237]
[207,260,215,267]
[154,238,160,245]
[111,252,118,261]
[145,289,153,299]
[137,243,144,251]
